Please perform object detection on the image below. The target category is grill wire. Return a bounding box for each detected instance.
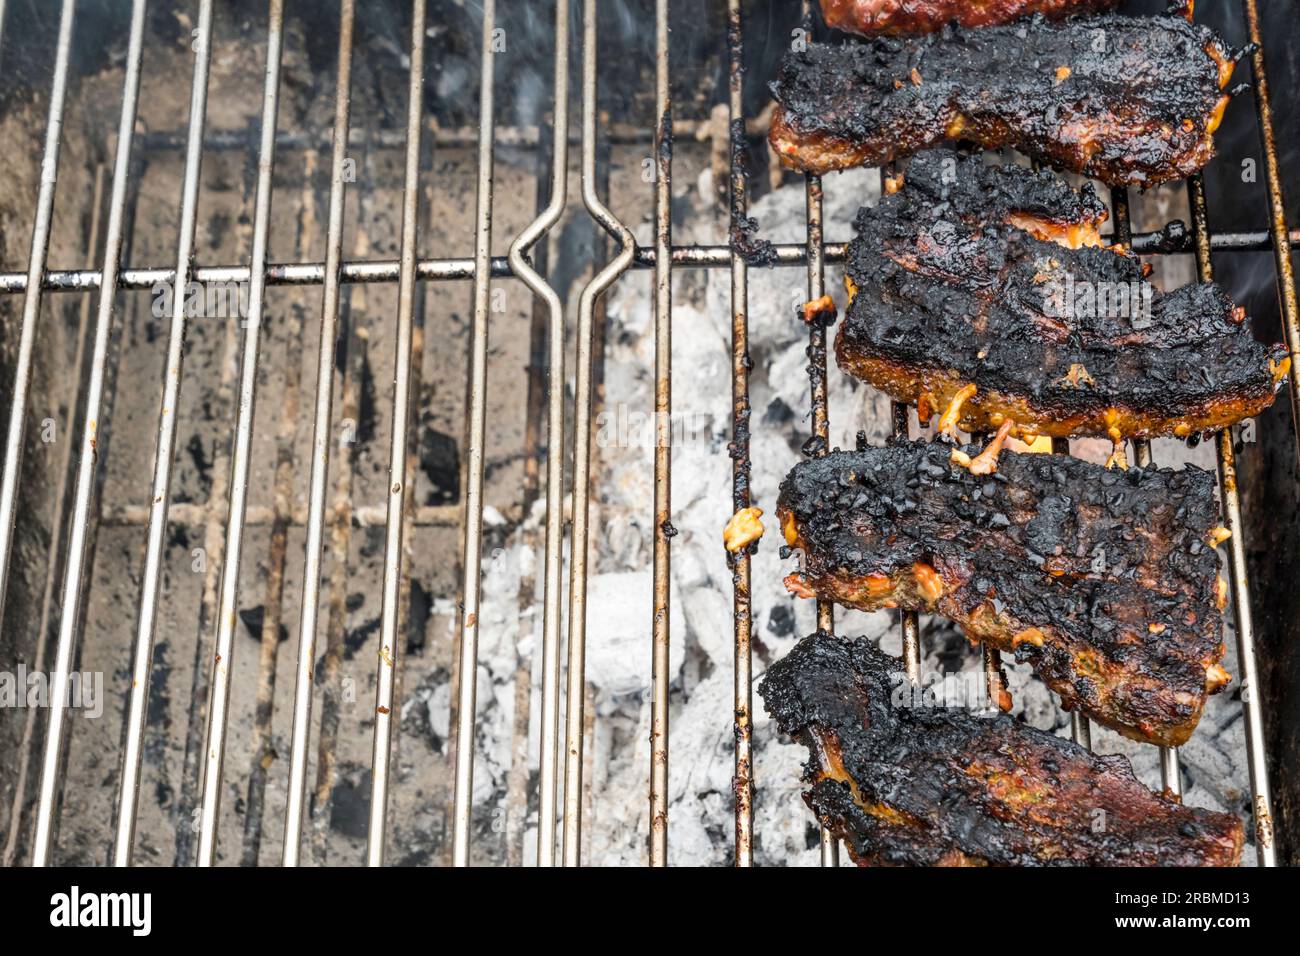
[0,0,1293,866]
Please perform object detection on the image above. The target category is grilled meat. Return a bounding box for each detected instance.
[876,147,1114,246]
[820,0,1120,36]
[770,12,1242,186]
[759,631,1245,866]
[837,152,1290,443]
[777,441,1230,746]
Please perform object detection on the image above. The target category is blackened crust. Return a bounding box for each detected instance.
[893,149,1109,229]
[770,13,1238,187]
[758,632,1244,866]
[777,442,1227,746]
[837,154,1287,440]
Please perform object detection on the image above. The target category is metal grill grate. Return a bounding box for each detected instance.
[0,0,1294,867]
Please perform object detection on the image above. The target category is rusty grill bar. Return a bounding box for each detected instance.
[0,0,1293,867]
[363,0,433,867]
[8,227,1300,296]
[282,0,355,869]
[726,0,754,869]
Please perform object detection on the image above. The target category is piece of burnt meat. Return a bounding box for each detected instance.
[820,0,1121,36]
[758,631,1244,866]
[777,441,1231,747]
[837,152,1290,443]
[770,11,1243,186]
[879,147,1113,246]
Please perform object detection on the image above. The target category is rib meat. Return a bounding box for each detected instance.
[758,631,1245,866]
[777,441,1229,746]
[770,11,1242,186]
[820,0,1120,36]
[837,152,1290,443]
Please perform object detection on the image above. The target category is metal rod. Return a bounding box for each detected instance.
[101,501,459,528]
[982,646,1007,713]
[29,161,105,816]
[391,169,430,863]
[19,0,101,867]
[137,117,723,154]
[562,0,638,866]
[1243,0,1300,464]
[505,0,569,868]
[1186,172,1275,867]
[172,242,241,867]
[806,176,831,649]
[311,138,376,864]
[801,0,836,868]
[0,259,507,292]
[47,0,145,868]
[195,0,285,867]
[118,0,215,867]
[367,0,427,868]
[6,226,1300,296]
[818,827,839,867]
[242,154,318,865]
[5,159,105,869]
[504,130,555,866]
[726,0,754,870]
[1160,747,1182,796]
[975,427,1005,715]
[283,0,355,868]
[449,0,499,869]
[0,0,76,656]
[648,0,674,870]
[1068,712,1092,751]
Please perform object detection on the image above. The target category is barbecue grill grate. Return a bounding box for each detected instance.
[0,0,1293,867]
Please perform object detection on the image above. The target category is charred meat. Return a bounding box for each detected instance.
[777,441,1230,746]
[770,12,1242,186]
[871,147,1114,246]
[837,152,1289,443]
[820,0,1120,36]
[759,632,1245,866]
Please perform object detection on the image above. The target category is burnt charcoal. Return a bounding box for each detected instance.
[238,605,289,644]
[768,603,797,638]
[344,616,381,661]
[730,213,779,268]
[420,425,460,504]
[327,769,371,840]
[407,579,433,655]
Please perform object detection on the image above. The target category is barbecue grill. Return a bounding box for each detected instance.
[1,0,1297,867]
